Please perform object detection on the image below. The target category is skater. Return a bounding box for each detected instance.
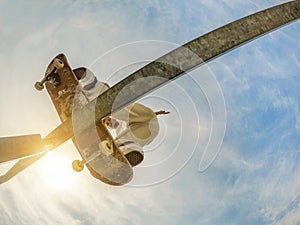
[75,68,170,166]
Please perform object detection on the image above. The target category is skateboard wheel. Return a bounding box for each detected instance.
[34,81,44,91]
[101,140,113,155]
[53,58,64,69]
[72,160,84,172]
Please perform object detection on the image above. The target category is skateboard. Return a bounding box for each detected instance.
[35,53,133,185]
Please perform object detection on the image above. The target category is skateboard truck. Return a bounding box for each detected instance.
[72,139,114,172]
[34,58,64,91]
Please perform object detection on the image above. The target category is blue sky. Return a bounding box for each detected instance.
[0,0,300,225]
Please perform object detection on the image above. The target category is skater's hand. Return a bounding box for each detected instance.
[104,117,119,129]
[155,110,170,115]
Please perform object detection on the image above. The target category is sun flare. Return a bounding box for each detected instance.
[41,153,76,189]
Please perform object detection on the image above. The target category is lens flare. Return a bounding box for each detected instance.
[41,153,76,189]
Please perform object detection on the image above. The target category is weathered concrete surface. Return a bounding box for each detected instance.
[0,134,45,163]
[47,1,300,147]
[94,0,300,121]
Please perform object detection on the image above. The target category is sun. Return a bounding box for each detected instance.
[40,152,77,189]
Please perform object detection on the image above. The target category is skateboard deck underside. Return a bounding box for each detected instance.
[45,54,132,185]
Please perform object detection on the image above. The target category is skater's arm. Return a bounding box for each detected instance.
[155,110,170,115]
